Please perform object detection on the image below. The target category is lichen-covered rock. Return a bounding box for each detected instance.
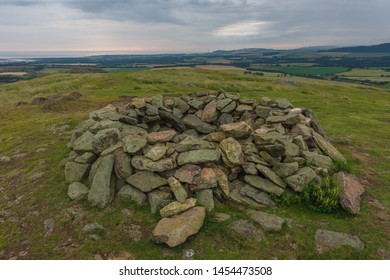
[246,209,286,231]
[177,149,221,165]
[114,148,132,179]
[182,114,216,134]
[175,164,201,184]
[285,167,319,192]
[118,184,147,205]
[87,154,115,208]
[68,182,89,201]
[167,177,188,203]
[333,172,364,214]
[160,198,197,217]
[152,206,205,247]
[315,229,364,253]
[244,175,285,196]
[126,171,167,192]
[220,121,253,138]
[65,162,90,183]
[195,189,214,214]
[147,130,177,143]
[219,137,245,166]
[131,156,177,172]
[122,134,147,154]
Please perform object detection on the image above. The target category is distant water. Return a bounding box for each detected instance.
[0,50,140,60]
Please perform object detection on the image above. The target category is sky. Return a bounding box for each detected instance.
[0,0,389,53]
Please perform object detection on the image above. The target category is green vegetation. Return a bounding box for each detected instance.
[301,177,341,213]
[0,68,390,260]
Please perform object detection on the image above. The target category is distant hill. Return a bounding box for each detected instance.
[328,43,390,53]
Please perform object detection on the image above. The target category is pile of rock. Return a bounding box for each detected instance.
[62,90,350,247]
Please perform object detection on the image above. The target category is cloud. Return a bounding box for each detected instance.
[214,21,270,37]
[0,0,389,52]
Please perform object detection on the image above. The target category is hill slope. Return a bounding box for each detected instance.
[0,69,389,260]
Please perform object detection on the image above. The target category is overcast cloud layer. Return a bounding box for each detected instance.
[0,0,389,52]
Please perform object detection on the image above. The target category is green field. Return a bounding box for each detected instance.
[0,69,390,259]
[277,66,349,76]
[339,68,390,82]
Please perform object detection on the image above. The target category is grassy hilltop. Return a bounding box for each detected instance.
[0,69,389,259]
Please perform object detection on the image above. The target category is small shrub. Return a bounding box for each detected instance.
[333,159,355,174]
[301,177,341,213]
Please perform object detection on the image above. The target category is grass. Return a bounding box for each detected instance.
[0,68,390,259]
[276,66,349,76]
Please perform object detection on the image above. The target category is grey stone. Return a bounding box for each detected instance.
[213,167,229,196]
[175,164,201,184]
[244,175,285,196]
[246,209,286,231]
[275,98,294,109]
[221,101,237,113]
[146,104,159,116]
[220,121,253,138]
[177,149,221,165]
[72,130,94,152]
[118,184,147,205]
[122,134,147,154]
[87,154,115,208]
[302,151,333,169]
[219,137,245,166]
[144,145,168,161]
[239,185,277,207]
[82,223,105,233]
[43,218,55,237]
[218,113,234,125]
[113,148,132,179]
[243,162,258,175]
[174,136,213,152]
[74,152,97,164]
[285,167,319,192]
[148,190,173,214]
[217,98,232,110]
[92,128,121,154]
[64,162,90,183]
[201,99,218,122]
[195,189,214,214]
[131,155,176,172]
[256,164,287,188]
[333,172,364,215]
[152,206,205,247]
[273,162,299,178]
[230,220,264,241]
[146,130,177,143]
[160,198,197,217]
[255,105,271,118]
[194,168,218,190]
[253,130,285,145]
[68,182,89,201]
[126,171,167,192]
[167,177,188,203]
[315,229,364,253]
[158,110,187,132]
[312,131,346,162]
[291,124,313,140]
[182,114,216,134]
[188,99,205,110]
[266,113,301,126]
[0,156,11,162]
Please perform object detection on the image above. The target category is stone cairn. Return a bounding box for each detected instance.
[62,90,349,247]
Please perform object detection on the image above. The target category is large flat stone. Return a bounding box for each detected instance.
[244,175,285,196]
[220,121,253,138]
[177,149,221,165]
[152,206,205,247]
[131,156,177,172]
[182,114,216,134]
[126,171,167,192]
[315,229,364,253]
[246,209,286,231]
